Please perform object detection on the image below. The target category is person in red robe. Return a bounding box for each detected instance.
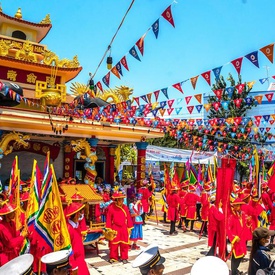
[227,198,249,275]
[0,201,27,266]
[184,185,200,232]
[138,179,152,225]
[199,183,211,237]
[261,182,273,222]
[106,190,133,264]
[64,202,90,275]
[178,180,189,230]
[167,187,180,235]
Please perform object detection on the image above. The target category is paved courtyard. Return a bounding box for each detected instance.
[84,220,253,275]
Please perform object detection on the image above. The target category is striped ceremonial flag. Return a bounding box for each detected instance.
[35,164,71,251]
[268,161,275,178]
[41,151,50,195]
[26,160,42,226]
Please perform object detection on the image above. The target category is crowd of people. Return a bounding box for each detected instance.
[1,173,275,275]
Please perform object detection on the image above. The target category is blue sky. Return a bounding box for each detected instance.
[3,0,275,118]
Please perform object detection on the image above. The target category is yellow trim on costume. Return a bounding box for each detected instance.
[66,204,85,218]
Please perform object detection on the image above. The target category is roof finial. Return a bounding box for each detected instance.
[14,8,22,19]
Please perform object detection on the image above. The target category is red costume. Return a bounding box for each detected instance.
[167,193,180,221]
[200,191,210,222]
[106,201,133,261]
[138,186,151,213]
[184,191,200,220]
[179,189,188,218]
[0,219,24,266]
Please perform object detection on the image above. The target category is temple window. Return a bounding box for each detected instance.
[12,30,27,40]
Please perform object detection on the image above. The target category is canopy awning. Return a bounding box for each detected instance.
[146,145,217,164]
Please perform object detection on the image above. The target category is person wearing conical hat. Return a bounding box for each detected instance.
[167,186,180,235]
[64,201,89,275]
[106,189,133,264]
[227,198,248,275]
[0,201,27,266]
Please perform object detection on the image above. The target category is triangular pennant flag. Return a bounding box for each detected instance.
[147,93,152,104]
[213,89,223,100]
[263,115,270,122]
[260,43,274,63]
[233,98,242,108]
[212,66,222,80]
[236,83,245,94]
[254,95,263,104]
[266,127,271,132]
[175,107,182,115]
[161,88,169,99]
[116,62,123,76]
[172,82,184,93]
[204,103,211,112]
[254,115,262,122]
[160,101,167,109]
[259,78,268,84]
[154,90,160,101]
[187,106,194,114]
[102,72,110,87]
[159,109,166,116]
[231,57,243,74]
[129,46,141,61]
[120,56,129,71]
[152,19,159,39]
[212,102,221,111]
[161,5,175,27]
[194,94,202,104]
[244,97,253,105]
[245,51,259,68]
[185,96,192,105]
[201,71,211,86]
[136,35,146,56]
[225,86,234,99]
[195,105,203,113]
[134,97,140,106]
[141,95,148,103]
[269,120,274,125]
[177,98,183,105]
[96,81,103,92]
[167,99,175,109]
[190,76,199,89]
[151,109,158,117]
[151,102,159,110]
[167,108,174,115]
[265,93,274,102]
[247,81,255,89]
[111,66,121,79]
[254,120,260,127]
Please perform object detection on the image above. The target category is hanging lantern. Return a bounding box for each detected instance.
[107,56,113,70]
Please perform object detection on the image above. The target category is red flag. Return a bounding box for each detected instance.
[167,108,174,115]
[201,71,211,86]
[161,5,175,27]
[231,57,243,75]
[134,97,140,106]
[213,89,223,100]
[154,90,160,101]
[265,93,274,102]
[185,96,192,105]
[172,83,183,93]
[136,35,145,56]
[187,106,194,114]
[268,173,275,193]
[96,81,103,92]
[120,56,129,71]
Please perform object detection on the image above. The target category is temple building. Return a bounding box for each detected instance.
[0,7,163,188]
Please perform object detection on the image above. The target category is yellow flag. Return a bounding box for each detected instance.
[35,164,71,251]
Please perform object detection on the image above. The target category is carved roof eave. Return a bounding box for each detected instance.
[0,56,82,83]
[0,12,52,43]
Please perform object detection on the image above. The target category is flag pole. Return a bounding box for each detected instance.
[153,197,158,225]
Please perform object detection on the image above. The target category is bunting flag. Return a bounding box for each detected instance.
[195,105,203,113]
[236,84,245,94]
[204,103,211,112]
[254,95,263,104]
[201,71,211,86]
[111,66,121,79]
[185,96,192,105]
[102,72,110,87]
[161,88,169,99]
[172,83,184,93]
[141,95,148,103]
[129,46,141,61]
[120,56,129,71]
[213,89,223,100]
[187,106,194,114]
[190,76,199,89]
[147,93,152,104]
[159,109,166,116]
[96,81,103,92]
[152,19,159,39]
[167,108,174,115]
[35,164,71,251]
[260,43,274,63]
[245,51,259,68]
[259,78,268,84]
[175,107,182,115]
[115,62,123,76]
[133,97,140,106]
[231,57,243,75]
[194,94,202,104]
[212,66,222,80]
[136,35,146,56]
[26,159,42,226]
[265,93,274,102]
[167,99,175,108]
[161,5,175,27]
[154,90,160,101]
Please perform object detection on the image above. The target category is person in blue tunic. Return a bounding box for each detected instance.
[129,193,143,250]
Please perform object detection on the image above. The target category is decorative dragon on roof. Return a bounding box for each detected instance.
[71,139,98,186]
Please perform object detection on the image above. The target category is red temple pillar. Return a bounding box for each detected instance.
[136,142,148,189]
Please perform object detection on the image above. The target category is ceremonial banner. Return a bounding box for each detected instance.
[35,164,71,251]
